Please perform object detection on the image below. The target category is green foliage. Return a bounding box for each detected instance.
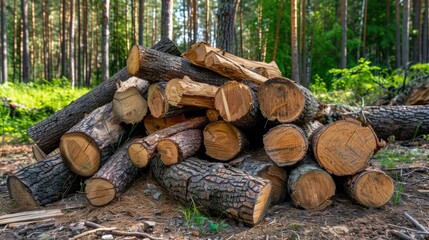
[374,147,429,169]
[392,181,404,206]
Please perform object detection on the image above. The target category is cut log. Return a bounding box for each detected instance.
[230,150,287,205]
[214,81,261,128]
[343,167,394,208]
[310,119,381,176]
[143,114,187,135]
[112,76,149,124]
[317,104,429,140]
[263,124,308,166]
[128,116,208,168]
[151,157,272,226]
[147,82,191,118]
[203,121,249,161]
[166,76,218,109]
[85,139,142,207]
[28,38,181,154]
[390,81,429,105]
[204,51,269,85]
[206,109,221,122]
[288,163,336,210]
[60,103,125,177]
[127,45,230,86]
[7,154,82,208]
[157,129,202,166]
[258,77,321,123]
[183,42,282,78]
[32,144,58,161]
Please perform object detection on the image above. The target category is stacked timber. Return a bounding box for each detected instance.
[11,39,423,226]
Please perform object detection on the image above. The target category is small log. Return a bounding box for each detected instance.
[263,124,308,166]
[157,129,202,166]
[7,154,81,208]
[112,76,149,124]
[230,150,287,205]
[32,144,58,161]
[60,103,125,177]
[128,116,208,168]
[214,81,261,128]
[310,119,381,176]
[183,42,282,78]
[206,109,221,122]
[344,167,394,208]
[288,163,336,210]
[151,157,272,226]
[258,77,321,123]
[85,139,142,206]
[147,82,191,118]
[203,121,249,161]
[28,38,181,154]
[143,114,187,135]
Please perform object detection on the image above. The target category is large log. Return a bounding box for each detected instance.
[310,119,382,176]
[343,167,394,208]
[60,103,125,177]
[7,154,82,208]
[85,139,142,207]
[151,157,272,226]
[112,76,149,124]
[258,77,321,124]
[28,38,181,154]
[128,116,208,168]
[288,163,336,210]
[316,104,429,140]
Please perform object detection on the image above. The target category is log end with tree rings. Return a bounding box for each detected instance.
[113,87,148,124]
[157,140,179,165]
[263,124,308,166]
[147,83,169,118]
[60,132,100,177]
[344,168,394,208]
[251,181,272,224]
[258,77,306,123]
[85,178,116,207]
[143,114,187,135]
[311,120,378,176]
[7,177,38,208]
[288,164,336,210]
[127,142,150,168]
[126,45,141,76]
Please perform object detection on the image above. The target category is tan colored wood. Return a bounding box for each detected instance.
[183,42,282,78]
[344,167,394,208]
[263,124,308,166]
[143,114,187,135]
[311,119,379,176]
[147,82,189,118]
[206,109,221,122]
[166,76,218,108]
[203,121,248,161]
[32,144,47,161]
[157,129,202,165]
[0,209,63,225]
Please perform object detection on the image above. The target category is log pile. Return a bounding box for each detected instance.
[12,39,424,226]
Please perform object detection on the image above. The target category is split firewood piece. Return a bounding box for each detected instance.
[263,124,308,166]
[204,51,268,85]
[127,45,230,86]
[288,163,336,210]
[0,209,63,226]
[203,121,249,161]
[206,109,221,122]
[147,82,191,118]
[151,157,272,226]
[128,116,208,168]
[258,77,321,123]
[230,150,287,205]
[166,76,218,109]
[32,145,60,161]
[7,154,82,208]
[60,103,126,177]
[214,81,261,128]
[112,76,149,124]
[344,167,394,208]
[157,129,202,166]
[182,42,282,78]
[143,114,187,135]
[310,119,380,176]
[85,139,142,207]
[28,38,181,154]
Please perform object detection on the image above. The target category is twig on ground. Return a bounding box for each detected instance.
[404,212,429,233]
[70,227,117,240]
[388,224,429,235]
[389,230,417,240]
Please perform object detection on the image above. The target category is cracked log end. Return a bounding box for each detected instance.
[85,178,116,207]
[127,45,141,76]
[113,87,148,124]
[128,143,149,168]
[60,132,100,177]
[157,140,179,165]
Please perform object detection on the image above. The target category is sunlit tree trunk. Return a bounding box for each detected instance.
[12,0,17,82]
[412,0,422,63]
[77,0,82,86]
[299,0,307,83]
[362,0,368,58]
[161,0,173,40]
[21,0,30,83]
[402,0,410,68]
[69,0,76,87]
[42,0,51,81]
[205,0,210,42]
[386,0,391,68]
[187,0,192,48]
[30,1,36,81]
[193,0,198,44]
[101,0,110,82]
[1,0,7,83]
[395,0,401,68]
[341,0,347,69]
[216,0,235,52]
[291,0,300,83]
[257,0,262,60]
[239,2,243,57]
[61,0,67,78]
[83,0,90,86]
[132,0,136,44]
[138,0,144,45]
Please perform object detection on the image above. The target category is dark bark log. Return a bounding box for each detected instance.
[27,39,181,154]
[7,154,82,208]
[157,129,202,165]
[151,157,272,225]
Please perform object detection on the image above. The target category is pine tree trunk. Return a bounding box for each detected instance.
[341,0,347,69]
[161,0,173,40]
[291,0,300,83]
[1,0,7,83]
[21,0,30,83]
[101,0,110,82]
[216,0,235,52]
[69,0,76,87]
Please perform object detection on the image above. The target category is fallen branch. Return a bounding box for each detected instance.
[404,212,429,233]
[389,230,417,240]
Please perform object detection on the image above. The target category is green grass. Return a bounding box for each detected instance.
[372,146,429,169]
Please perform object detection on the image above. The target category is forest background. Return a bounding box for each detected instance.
[0,0,428,143]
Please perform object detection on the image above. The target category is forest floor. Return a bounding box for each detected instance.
[0,140,428,240]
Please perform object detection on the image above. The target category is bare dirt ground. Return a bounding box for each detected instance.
[0,141,428,240]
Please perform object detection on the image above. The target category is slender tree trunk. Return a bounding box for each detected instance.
[182,0,187,47]
[76,0,81,86]
[21,0,30,83]
[187,0,192,48]
[216,0,235,52]
[138,0,144,45]
[412,0,422,63]
[30,1,36,81]
[257,0,262,60]
[291,0,300,83]
[341,0,347,69]
[161,0,173,40]
[69,0,75,88]
[1,0,7,83]
[239,2,243,57]
[61,0,67,78]
[83,0,89,86]
[402,0,410,68]
[205,0,210,42]
[423,0,429,62]
[395,0,401,68]
[386,0,391,68]
[272,0,284,62]
[192,0,198,44]
[12,0,17,82]
[362,0,368,58]
[101,0,110,82]
[299,0,307,83]
[42,0,51,81]
[132,0,136,44]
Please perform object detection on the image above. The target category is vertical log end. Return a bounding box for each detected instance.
[127,45,141,76]
[85,178,116,207]
[7,176,39,208]
[128,143,150,168]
